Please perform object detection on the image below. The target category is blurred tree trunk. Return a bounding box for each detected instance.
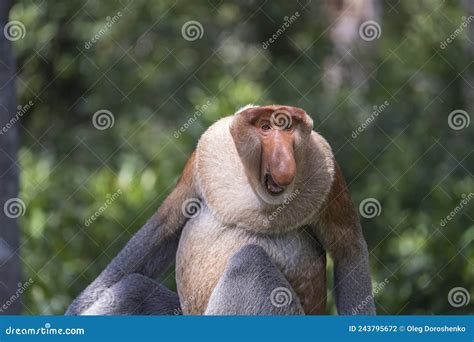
[322,0,381,92]
[464,0,474,115]
[0,0,22,315]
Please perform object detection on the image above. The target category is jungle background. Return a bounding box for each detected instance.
[0,0,472,315]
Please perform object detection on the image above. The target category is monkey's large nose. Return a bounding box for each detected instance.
[269,146,296,187]
[270,157,296,187]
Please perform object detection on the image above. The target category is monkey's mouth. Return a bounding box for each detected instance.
[264,173,285,195]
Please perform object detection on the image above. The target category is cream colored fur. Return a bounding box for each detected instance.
[195,116,335,233]
[176,208,326,314]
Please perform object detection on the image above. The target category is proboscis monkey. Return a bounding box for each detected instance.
[66,105,375,316]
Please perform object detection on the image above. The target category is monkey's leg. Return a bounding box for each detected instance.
[81,273,181,315]
[205,244,304,315]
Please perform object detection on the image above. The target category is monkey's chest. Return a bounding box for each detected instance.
[175,210,326,315]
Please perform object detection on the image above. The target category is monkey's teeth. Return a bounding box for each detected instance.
[265,174,284,194]
[268,184,282,193]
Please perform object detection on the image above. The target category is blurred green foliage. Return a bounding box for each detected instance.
[10,0,473,314]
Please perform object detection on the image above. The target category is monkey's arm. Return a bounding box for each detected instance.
[314,162,375,315]
[66,152,197,315]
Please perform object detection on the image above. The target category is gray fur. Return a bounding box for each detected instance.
[333,241,375,315]
[67,244,306,316]
[81,273,180,315]
[66,218,181,315]
[205,244,304,315]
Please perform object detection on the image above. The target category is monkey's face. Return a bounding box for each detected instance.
[198,105,333,232]
[230,105,314,201]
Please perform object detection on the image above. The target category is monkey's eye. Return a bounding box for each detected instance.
[260,122,272,132]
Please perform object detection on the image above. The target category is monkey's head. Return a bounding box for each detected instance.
[230,105,314,202]
[196,104,334,233]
